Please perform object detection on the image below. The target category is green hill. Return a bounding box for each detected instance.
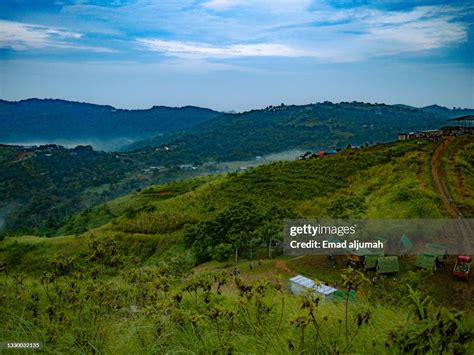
[0,99,221,150]
[124,102,468,163]
[1,137,474,354]
[61,138,449,237]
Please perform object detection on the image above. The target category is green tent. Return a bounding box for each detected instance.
[334,289,357,301]
[365,251,385,269]
[399,234,413,253]
[415,253,437,271]
[423,243,448,259]
[376,256,400,274]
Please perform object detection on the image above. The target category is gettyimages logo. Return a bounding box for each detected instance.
[289,224,357,237]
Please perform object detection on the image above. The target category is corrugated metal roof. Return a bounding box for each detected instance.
[289,275,337,296]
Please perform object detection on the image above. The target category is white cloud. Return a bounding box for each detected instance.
[202,0,313,14]
[0,20,113,52]
[359,6,468,51]
[202,0,243,10]
[137,39,307,58]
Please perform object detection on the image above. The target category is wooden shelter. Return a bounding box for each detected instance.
[376,256,400,274]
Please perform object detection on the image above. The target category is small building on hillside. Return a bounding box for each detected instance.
[398,132,416,141]
[346,248,372,268]
[289,275,338,300]
[415,243,448,272]
[417,129,443,138]
[398,129,442,141]
[398,234,413,256]
[415,253,438,272]
[446,115,474,133]
[376,256,400,274]
[364,250,384,270]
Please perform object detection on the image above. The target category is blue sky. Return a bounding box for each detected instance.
[0,0,472,111]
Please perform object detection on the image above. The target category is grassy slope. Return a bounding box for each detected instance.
[442,136,474,217]
[1,138,473,353]
[1,139,453,278]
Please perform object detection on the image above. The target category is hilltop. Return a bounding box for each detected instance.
[125,102,473,163]
[0,99,221,150]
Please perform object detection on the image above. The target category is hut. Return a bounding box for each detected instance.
[289,275,338,300]
[365,250,384,270]
[417,129,443,138]
[415,254,437,272]
[398,234,413,256]
[398,132,416,141]
[415,243,448,272]
[376,256,400,274]
[346,248,371,268]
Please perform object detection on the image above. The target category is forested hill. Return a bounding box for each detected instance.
[125,102,473,162]
[0,99,221,149]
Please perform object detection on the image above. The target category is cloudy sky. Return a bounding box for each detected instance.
[0,0,472,111]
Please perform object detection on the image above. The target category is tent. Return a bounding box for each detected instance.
[376,256,400,274]
[365,251,384,269]
[289,275,338,299]
[399,234,413,254]
[334,289,357,301]
[415,253,437,271]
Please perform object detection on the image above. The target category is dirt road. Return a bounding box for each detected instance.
[431,136,460,218]
[430,136,473,242]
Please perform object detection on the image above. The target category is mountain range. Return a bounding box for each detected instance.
[1,99,473,153]
[0,98,221,150]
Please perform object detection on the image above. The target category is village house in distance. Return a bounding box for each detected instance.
[398,115,474,141]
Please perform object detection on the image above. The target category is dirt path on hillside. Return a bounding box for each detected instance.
[431,137,459,218]
[430,137,473,242]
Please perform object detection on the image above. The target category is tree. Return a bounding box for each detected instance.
[254,221,281,259]
[211,243,233,264]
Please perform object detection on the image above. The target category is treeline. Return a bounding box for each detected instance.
[184,201,294,263]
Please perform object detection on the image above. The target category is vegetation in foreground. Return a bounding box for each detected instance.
[1,235,473,354]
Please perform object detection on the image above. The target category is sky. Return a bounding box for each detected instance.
[0,0,473,111]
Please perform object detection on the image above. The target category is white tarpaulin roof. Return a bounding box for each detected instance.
[289,275,337,296]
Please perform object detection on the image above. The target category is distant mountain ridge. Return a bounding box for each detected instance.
[0,98,222,150]
[124,101,474,163]
[420,104,474,118]
[1,99,473,154]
